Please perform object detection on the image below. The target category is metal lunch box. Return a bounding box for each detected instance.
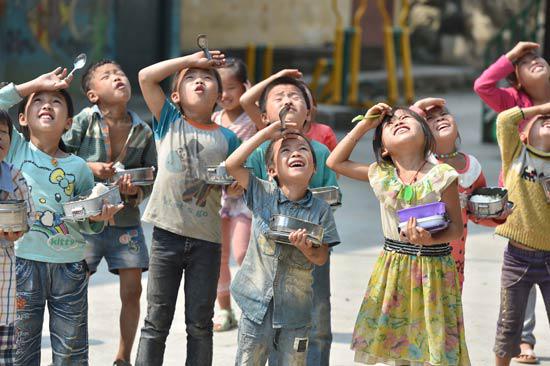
[111,166,155,186]
[62,185,122,221]
[266,214,324,248]
[0,200,28,232]
[467,187,509,218]
[542,176,550,203]
[205,164,235,185]
[310,186,342,209]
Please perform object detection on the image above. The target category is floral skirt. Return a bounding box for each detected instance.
[351,249,470,365]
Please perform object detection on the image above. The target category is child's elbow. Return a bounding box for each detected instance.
[138,69,152,85]
[325,156,336,171]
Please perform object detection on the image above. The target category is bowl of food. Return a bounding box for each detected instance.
[266,214,324,248]
[111,166,155,186]
[63,183,122,221]
[467,187,510,218]
[0,200,29,233]
[397,202,448,234]
[311,186,342,209]
[541,176,550,203]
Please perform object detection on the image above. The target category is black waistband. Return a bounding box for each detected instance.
[383,238,451,257]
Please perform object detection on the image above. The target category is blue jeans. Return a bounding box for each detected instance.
[236,302,310,366]
[307,255,331,366]
[135,227,221,366]
[15,258,89,366]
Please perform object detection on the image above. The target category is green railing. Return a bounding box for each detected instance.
[481,0,545,142]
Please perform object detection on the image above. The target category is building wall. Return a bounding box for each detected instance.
[180,0,353,49]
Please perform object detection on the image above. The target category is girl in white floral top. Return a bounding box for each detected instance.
[327,103,470,365]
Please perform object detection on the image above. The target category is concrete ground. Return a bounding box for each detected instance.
[38,92,550,365]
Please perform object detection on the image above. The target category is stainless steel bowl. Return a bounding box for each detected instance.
[542,176,550,203]
[467,187,509,218]
[267,214,324,248]
[63,185,122,221]
[205,164,251,185]
[111,167,155,186]
[310,186,342,208]
[0,200,28,232]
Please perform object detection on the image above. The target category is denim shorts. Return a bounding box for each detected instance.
[84,225,149,274]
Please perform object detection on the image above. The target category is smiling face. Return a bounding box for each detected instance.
[0,122,10,162]
[268,134,315,185]
[262,84,310,130]
[515,52,550,89]
[86,63,131,105]
[380,109,427,159]
[218,68,245,112]
[523,116,550,152]
[172,68,220,114]
[19,91,72,141]
[425,107,459,151]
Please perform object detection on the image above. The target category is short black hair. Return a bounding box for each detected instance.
[258,76,311,113]
[81,59,122,93]
[0,109,13,139]
[264,132,317,184]
[372,107,435,164]
[170,67,223,95]
[17,89,74,153]
[220,58,248,84]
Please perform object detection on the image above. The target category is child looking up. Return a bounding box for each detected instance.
[240,72,338,365]
[226,120,340,366]
[0,109,34,366]
[327,104,470,365]
[62,59,157,366]
[0,69,120,365]
[211,58,256,332]
[493,104,550,366]
[136,50,240,365]
[413,97,511,289]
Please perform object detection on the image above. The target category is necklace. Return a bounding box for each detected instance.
[397,160,428,203]
[435,150,459,160]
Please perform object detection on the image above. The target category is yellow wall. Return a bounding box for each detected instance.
[181,0,352,49]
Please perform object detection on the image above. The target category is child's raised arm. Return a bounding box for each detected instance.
[326,103,390,181]
[138,51,225,120]
[239,69,302,130]
[226,121,297,190]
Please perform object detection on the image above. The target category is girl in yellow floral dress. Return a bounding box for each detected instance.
[327,103,470,365]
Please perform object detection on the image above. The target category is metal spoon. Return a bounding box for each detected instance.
[279,103,292,130]
[196,34,212,60]
[66,53,87,80]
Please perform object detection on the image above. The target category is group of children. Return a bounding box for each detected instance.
[0,39,547,366]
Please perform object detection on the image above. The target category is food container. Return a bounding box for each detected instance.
[0,200,28,233]
[63,184,122,221]
[266,214,324,248]
[311,186,342,209]
[398,215,449,234]
[397,202,448,234]
[467,187,509,218]
[111,167,155,186]
[541,176,550,203]
[205,164,251,185]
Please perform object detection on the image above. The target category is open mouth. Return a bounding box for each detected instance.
[114,81,126,90]
[542,120,550,128]
[288,159,306,168]
[195,85,205,93]
[436,122,451,131]
[530,63,545,73]
[393,126,409,135]
[38,111,54,121]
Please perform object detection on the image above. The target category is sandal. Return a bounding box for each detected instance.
[213,309,238,332]
[513,348,538,364]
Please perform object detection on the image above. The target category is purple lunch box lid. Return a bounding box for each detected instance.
[396,202,446,222]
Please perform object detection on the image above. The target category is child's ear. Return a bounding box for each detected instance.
[267,165,277,179]
[170,91,180,104]
[64,117,73,132]
[381,147,390,158]
[86,90,99,104]
[520,131,529,144]
[18,113,28,127]
[261,112,270,125]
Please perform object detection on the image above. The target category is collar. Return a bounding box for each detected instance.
[526,144,550,158]
[276,186,313,208]
[0,162,15,193]
[91,105,142,127]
